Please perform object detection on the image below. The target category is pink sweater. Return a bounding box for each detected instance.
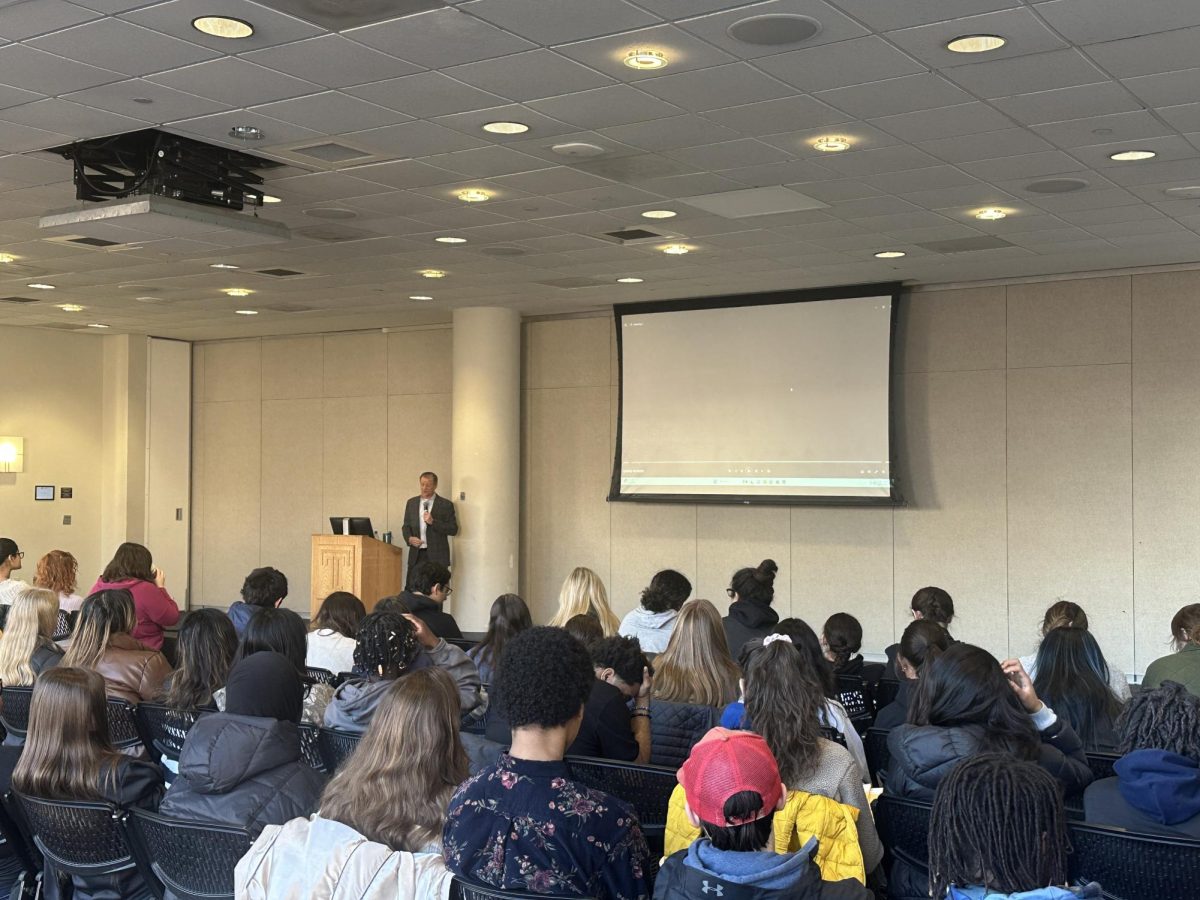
[89,577,180,650]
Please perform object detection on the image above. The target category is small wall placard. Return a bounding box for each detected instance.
[34,485,54,501]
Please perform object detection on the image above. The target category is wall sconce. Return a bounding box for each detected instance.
[0,437,24,473]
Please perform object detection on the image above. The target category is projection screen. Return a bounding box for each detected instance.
[610,283,900,505]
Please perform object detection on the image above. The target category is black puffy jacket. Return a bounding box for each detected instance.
[158,713,326,836]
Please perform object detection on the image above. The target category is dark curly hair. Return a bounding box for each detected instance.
[822,612,862,668]
[1117,680,1200,759]
[354,611,419,680]
[590,635,650,686]
[241,567,288,609]
[497,627,593,729]
[641,569,692,614]
[730,559,777,607]
[408,560,450,595]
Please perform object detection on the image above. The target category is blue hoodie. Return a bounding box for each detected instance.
[684,836,816,891]
[947,886,1100,900]
[1115,749,1200,825]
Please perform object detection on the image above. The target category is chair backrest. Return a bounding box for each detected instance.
[1085,751,1121,783]
[0,686,34,740]
[864,727,891,787]
[303,666,338,687]
[876,678,902,710]
[105,698,147,754]
[1068,821,1200,900]
[51,610,73,641]
[125,807,252,900]
[446,638,477,653]
[835,675,873,727]
[450,875,593,900]
[298,722,325,772]
[317,727,362,773]
[14,794,138,880]
[819,725,847,747]
[0,790,41,884]
[874,793,932,874]
[134,703,209,762]
[563,756,676,833]
[648,699,718,769]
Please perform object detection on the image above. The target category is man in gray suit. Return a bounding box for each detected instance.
[402,471,459,581]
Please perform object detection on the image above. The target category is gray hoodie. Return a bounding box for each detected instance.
[323,639,485,734]
[618,607,678,654]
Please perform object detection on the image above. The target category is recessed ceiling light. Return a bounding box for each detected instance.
[409,295,434,301]
[1164,186,1200,198]
[974,208,1007,220]
[661,244,690,255]
[420,269,446,278]
[874,250,906,259]
[1109,149,1157,161]
[57,304,85,312]
[457,189,491,203]
[229,125,263,140]
[946,34,1006,53]
[482,121,529,135]
[87,323,110,329]
[641,209,676,219]
[235,309,258,315]
[0,254,16,264]
[435,236,467,244]
[222,288,253,297]
[27,283,54,290]
[260,195,282,204]
[812,135,851,152]
[192,15,254,39]
[209,263,239,269]
[624,49,668,70]
[617,277,644,283]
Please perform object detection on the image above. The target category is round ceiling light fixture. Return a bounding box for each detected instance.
[1109,149,1157,161]
[617,277,644,283]
[27,283,55,290]
[661,244,690,255]
[228,125,263,140]
[812,135,851,152]
[435,236,467,244]
[209,263,238,269]
[409,295,434,301]
[235,309,258,315]
[624,49,668,70]
[222,288,252,297]
[728,14,822,46]
[260,195,282,204]
[58,304,86,312]
[974,208,1007,220]
[457,189,491,203]
[87,323,110,329]
[192,16,254,39]
[420,269,447,278]
[482,121,529,135]
[946,34,1006,53]
[874,250,906,259]
[0,254,16,264]
[551,141,607,158]
[641,209,676,219]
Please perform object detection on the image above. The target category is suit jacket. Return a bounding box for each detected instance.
[401,494,458,567]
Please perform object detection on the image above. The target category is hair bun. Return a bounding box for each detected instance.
[754,559,778,583]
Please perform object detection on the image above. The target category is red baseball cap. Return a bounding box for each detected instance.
[678,727,784,826]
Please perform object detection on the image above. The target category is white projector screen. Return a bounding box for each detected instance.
[611,284,900,505]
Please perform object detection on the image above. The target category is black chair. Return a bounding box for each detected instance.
[835,675,874,734]
[1085,751,1121,783]
[106,698,148,755]
[1068,821,1200,900]
[298,722,325,772]
[874,793,933,879]
[317,727,361,772]
[564,756,675,858]
[14,795,148,898]
[51,610,74,641]
[450,876,593,900]
[125,807,253,900]
[303,666,338,686]
[648,699,718,769]
[864,727,891,787]
[819,725,848,748]
[0,792,42,898]
[134,703,209,762]
[0,686,33,742]
[876,678,902,710]
[447,638,478,653]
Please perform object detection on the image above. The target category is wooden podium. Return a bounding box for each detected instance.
[310,535,406,617]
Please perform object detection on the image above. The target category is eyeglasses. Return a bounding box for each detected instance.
[725,588,735,599]
[13,551,22,559]
[443,587,453,596]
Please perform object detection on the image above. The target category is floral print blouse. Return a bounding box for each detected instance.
[443,753,653,900]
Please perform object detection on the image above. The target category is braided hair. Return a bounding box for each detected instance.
[353,611,419,680]
[1117,680,1200,759]
[929,753,1068,898]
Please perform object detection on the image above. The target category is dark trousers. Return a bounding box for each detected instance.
[407,547,427,587]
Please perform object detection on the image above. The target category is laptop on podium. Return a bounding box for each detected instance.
[330,516,373,537]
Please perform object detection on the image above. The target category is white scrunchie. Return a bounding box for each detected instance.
[762,633,792,647]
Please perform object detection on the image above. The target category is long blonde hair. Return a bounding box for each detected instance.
[319,667,468,851]
[0,587,59,687]
[653,598,741,707]
[547,567,620,636]
[62,590,137,671]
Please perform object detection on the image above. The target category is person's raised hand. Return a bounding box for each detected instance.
[403,613,438,649]
[153,567,166,588]
[423,510,434,525]
[637,665,652,701]
[1001,657,1043,714]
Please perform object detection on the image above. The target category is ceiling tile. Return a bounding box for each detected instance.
[1067,135,1199,170]
[666,138,791,170]
[1031,109,1174,148]
[442,52,612,104]
[1100,156,1200,188]
[492,166,617,194]
[940,49,1108,99]
[0,153,73,186]
[0,85,46,114]
[630,0,760,19]
[0,98,150,139]
[62,79,228,120]
[166,109,321,148]
[869,103,1015,143]
[718,158,834,186]
[790,178,883,201]
[0,121,73,154]
[599,115,741,151]
[571,152,702,183]
[898,183,1018,211]
[0,0,101,40]
[345,120,489,158]
[479,197,581,219]
[991,82,1140,126]
[862,165,978,193]
[29,17,218,77]
[344,7,536,68]
[425,145,553,178]
[636,63,793,112]
[148,58,321,107]
[1035,0,1200,45]
[348,71,507,118]
[528,85,683,129]
[815,73,972,119]
[755,36,925,93]
[547,182,667,210]
[0,44,122,95]
[1081,27,1200,78]
[816,144,941,176]
[253,92,409,134]
[433,104,577,141]
[268,171,394,202]
[627,171,747,196]
[120,0,323,52]
[701,95,849,135]
[1154,102,1200,134]
[885,7,1068,68]
[957,149,1086,180]
[463,0,660,44]
[1123,68,1200,108]
[245,36,423,89]
[826,0,1018,31]
[503,130,644,163]
[917,128,1053,163]
[678,0,869,59]
[555,24,736,82]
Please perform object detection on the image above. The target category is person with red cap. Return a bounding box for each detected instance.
[654,727,871,900]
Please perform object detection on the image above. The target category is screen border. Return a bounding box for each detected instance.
[608,281,904,507]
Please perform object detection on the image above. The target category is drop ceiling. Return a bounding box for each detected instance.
[0,0,1194,339]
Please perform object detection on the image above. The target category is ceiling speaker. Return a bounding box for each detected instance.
[728,14,822,46]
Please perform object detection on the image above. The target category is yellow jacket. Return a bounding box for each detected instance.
[664,784,867,884]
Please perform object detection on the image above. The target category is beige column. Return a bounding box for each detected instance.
[450,306,521,631]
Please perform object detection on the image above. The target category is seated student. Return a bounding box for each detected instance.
[656,727,872,900]
[307,591,365,675]
[33,549,84,612]
[62,589,172,704]
[620,569,692,654]
[697,637,882,875]
[13,667,164,900]
[884,586,955,680]
[326,610,483,733]
[162,608,238,712]
[821,613,879,683]
[236,667,466,899]
[0,586,64,685]
[1084,680,1200,838]
[444,627,653,900]
[1019,601,1131,700]
[160,651,325,834]
[548,566,622,637]
[226,566,287,639]
[90,541,179,650]
[873,619,950,732]
[468,593,531,686]
[930,753,1100,900]
[567,634,652,764]
[0,537,25,606]
[564,612,604,646]
[654,597,742,708]
[1142,603,1200,696]
[397,560,462,640]
[1032,627,1124,752]
[723,559,779,657]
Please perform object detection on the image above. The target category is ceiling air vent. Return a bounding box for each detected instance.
[600,228,666,245]
[255,268,305,277]
[289,142,373,164]
[64,236,122,247]
[0,296,40,304]
[917,236,1015,254]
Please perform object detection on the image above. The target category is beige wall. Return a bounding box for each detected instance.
[190,326,453,614]
[521,271,1200,679]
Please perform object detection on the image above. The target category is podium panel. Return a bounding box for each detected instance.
[311,535,405,617]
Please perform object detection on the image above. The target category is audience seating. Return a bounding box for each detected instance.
[298,723,325,772]
[134,703,209,763]
[565,756,675,858]
[1067,821,1200,900]
[835,675,874,734]
[876,678,901,710]
[0,687,32,742]
[51,610,75,641]
[819,725,848,748]
[0,793,41,899]
[450,876,594,900]
[647,699,718,769]
[125,807,252,900]
[873,793,932,879]
[302,666,339,687]
[447,638,477,653]
[1085,751,1121,783]
[316,727,361,773]
[106,698,148,755]
[864,727,890,787]
[14,795,141,898]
